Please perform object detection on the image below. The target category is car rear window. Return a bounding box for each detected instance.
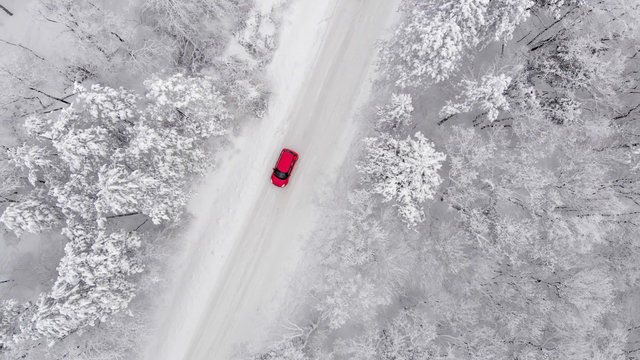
[273,169,288,180]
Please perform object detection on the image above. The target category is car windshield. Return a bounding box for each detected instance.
[273,168,289,180]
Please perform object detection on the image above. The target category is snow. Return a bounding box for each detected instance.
[0,0,75,64]
[142,0,399,359]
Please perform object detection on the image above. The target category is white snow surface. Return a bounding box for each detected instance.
[143,0,399,358]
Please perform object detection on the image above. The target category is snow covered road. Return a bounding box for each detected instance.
[144,0,398,358]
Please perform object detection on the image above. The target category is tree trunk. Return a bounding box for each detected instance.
[28,87,71,105]
[0,4,13,16]
[526,6,576,46]
[106,211,140,219]
[0,39,44,60]
[437,114,456,126]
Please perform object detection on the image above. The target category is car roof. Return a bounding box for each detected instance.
[276,149,295,171]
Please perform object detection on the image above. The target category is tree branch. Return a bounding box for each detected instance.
[40,107,63,115]
[613,103,640,120]
[577,211,640,218]
[1,195,17,203]
[110,31,125,43]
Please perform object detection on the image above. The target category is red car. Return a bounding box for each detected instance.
[271,148,299,187]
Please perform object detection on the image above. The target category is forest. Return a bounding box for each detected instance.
[1,0,640,359]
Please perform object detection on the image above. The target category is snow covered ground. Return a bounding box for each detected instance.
[143,0,399,358]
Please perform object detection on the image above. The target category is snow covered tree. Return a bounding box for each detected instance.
[141,0,216,68]
[0,300,35,349]
[36,0,137,78]
[141,0,250,69]
[0,160,21,208]
[143,73,230,139]
[381,0,532,88]
[0,73,232,350]
[559,268,615,326]
[358,132,446,226]
[29,84,141,224]
[310,192,397,329]
[316,271,393,330]
[250,322,319,360]
[440,73,512,124]
[333,306,437,360]
[236,8,278,59]
[254,341,307,360]
[375,93,413,132]
[0,47,73,124]
[33,225,143,341]
[0,193,60,236]
[94,165,157,218]
[329,190,387,269]
[2,74,232,231]
[133,73,231,223]
[7,143,56,186]
[535,0,585,18]
[0,300,22,349]
[45,84,139,177]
